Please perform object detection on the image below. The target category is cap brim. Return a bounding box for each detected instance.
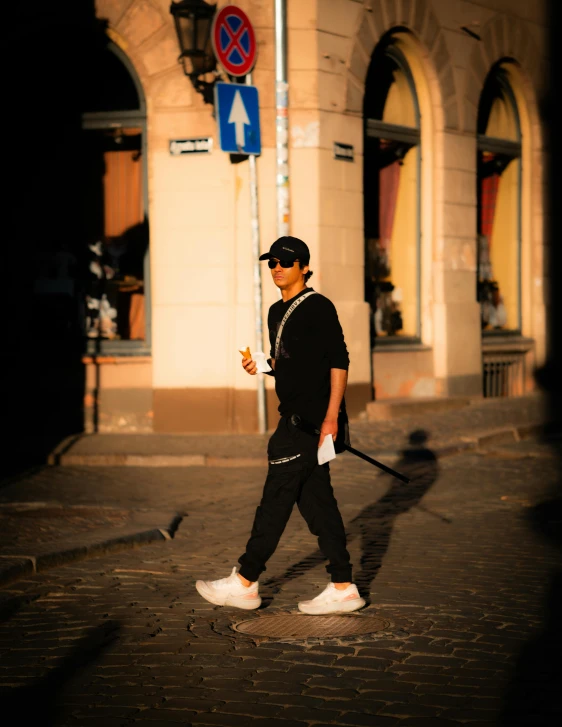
[259,252,308,263]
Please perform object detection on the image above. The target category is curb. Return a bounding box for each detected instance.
[0,509,183,588]
[47,423,546,468]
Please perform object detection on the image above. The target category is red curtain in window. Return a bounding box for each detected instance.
[379,160,401,251]
[480,153,500,244]
[103,134,145,341]
[103,150,143,238]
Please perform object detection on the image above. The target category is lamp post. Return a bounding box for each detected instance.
[170,0,217,104]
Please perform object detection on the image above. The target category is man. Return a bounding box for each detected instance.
[196,236,365,615]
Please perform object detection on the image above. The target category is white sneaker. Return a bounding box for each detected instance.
[298,583,365,615]
[195,567,261,610]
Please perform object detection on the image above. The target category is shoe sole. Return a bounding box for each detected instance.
[297,597,366,615]
[195,581,261,610]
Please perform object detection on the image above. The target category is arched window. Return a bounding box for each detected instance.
[477,66,522,334]
[81,41,150,354]
[364,41,421,344]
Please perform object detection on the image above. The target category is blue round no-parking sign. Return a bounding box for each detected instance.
[211,5,257,77]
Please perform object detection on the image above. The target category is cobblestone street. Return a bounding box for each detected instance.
[1,438,560,726]
[5,1,562,726]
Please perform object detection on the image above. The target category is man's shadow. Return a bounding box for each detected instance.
[348,430,442,601]
[262,430,442,605]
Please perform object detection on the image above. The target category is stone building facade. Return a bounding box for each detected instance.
[18,0,548,436]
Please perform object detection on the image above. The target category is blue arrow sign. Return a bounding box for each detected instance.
[215,82,261,155]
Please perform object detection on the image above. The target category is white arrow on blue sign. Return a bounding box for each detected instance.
[215,82,261,155]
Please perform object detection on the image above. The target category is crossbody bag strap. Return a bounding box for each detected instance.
[274,290,317,360]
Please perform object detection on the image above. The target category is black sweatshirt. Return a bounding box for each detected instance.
[266,287,350,428]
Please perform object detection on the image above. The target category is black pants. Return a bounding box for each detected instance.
[238,416,352,583]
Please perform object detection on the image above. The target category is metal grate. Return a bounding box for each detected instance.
[234,614,390,639]
[483,352,525,398]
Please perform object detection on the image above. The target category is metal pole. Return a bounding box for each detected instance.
[275,0,290,236]
[246,72,267,434]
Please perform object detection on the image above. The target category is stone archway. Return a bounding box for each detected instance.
[344,0,458,129]
[95,0,194,112]
[464,13,543,134]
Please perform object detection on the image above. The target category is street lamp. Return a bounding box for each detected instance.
[170,0,217,104]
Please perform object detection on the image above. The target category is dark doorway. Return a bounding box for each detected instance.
[4,2,147,476]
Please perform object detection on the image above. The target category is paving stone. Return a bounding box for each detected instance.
[0,436,559,726]
[250,720,309,727]
[198,679,253,690]
[131,709,198,722]
[360,693,414,707]
[278,705,343,721]
[310,645,356,655]
[189,714,258,726]
[141,676,204,689]
[135,655,191,666]
[245,681,308,695]
[463,660,508,671]
[410,692,470,708]
[279,664,343,680]
[275,651,338,665]
[378,704,447,718]
[237,658,289,670]
[304,687,359,700]
[70,705,140,718]
[183,643,234,655]
[160,697,222,710]
[355,647,410,660]
[393,720,460,726]
[405,655,468,667]
[233,647,285,658]
[356,679,415,693]
[394,674,451,685]
[387,664,447,675]
[61,719,129,727]
[438,707,498,721]
[312,721,400,727]
[316,698,386,713]
[218,702,284,718]
[426,630,480,640]
[305,676,364,690]
[251,672,309,683]
[338,712,394,726]
[199,668,256,680]
[258,693,326,708]
[443,667,502,679]
[450,642,506,654]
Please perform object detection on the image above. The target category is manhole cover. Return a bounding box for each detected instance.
[234,614,390,639]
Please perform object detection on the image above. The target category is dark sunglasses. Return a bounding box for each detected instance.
[267,258,298,269]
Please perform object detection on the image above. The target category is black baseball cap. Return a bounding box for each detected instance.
[259,236,310,264]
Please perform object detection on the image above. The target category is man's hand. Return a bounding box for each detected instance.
[242,356,258,375]
[319,417,338,448]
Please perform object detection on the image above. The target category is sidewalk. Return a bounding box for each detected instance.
[49,392,546,466]
[0,503,182,589]
[0,393,548,591]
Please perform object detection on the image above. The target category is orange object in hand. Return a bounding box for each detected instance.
[239,346,252,359]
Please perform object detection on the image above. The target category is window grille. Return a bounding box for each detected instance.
[482,352,525,398]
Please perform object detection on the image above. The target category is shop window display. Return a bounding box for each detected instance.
[477,67,522,333]
[364,42,421,345]
[80,39,149,352]
[82,129,147,342]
